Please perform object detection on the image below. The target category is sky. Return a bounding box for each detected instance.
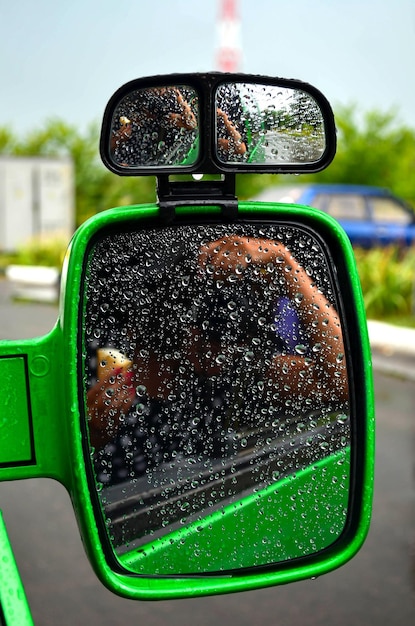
[1,0,414,136]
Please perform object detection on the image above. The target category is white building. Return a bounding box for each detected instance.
[0,156,74,252]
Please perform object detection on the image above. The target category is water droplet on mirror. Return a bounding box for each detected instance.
[336,413,348,425]
[136,384,147,396]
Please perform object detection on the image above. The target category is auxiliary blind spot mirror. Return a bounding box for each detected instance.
[100,73,336,175]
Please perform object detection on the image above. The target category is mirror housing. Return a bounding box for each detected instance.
[0,201,374,600]
[100,73,336,176]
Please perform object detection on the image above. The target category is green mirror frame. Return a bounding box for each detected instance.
[0,200,374,600]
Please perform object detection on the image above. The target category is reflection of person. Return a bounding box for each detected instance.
[86,234,347,484]
[216,109,247,158]
[111,84,249,167]
[197,236,347,397]
[216,84,248,162]
[111,87,198,166]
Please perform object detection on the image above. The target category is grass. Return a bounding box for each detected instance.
[0,234,69,273]
[353,245,415,325]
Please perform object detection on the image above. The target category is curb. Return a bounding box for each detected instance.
[367,320,415,357]
[368,320,415,380]
[5,265,59,303]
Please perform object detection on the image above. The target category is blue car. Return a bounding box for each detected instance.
[253,184,415,247]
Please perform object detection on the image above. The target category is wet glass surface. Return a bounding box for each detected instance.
[215,82,327,165]
[81,222,350,575]
[107,81,327,170]
[110,85,199,167]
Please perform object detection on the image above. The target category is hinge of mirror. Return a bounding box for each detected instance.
[157,174,238,222]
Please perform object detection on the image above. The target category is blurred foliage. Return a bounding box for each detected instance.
[354,245,415,322]
[1,106,414,226]
[1,106,415,224]
[305,106,415,207]
[1,108,415,335]
[0,234,69,271]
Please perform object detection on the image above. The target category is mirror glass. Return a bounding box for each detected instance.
[82,221,350,576]
[109,85,199,167]
[215,83,327,165]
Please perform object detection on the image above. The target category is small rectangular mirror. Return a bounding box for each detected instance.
[215,82,327,165]
[110,85,199,168]
[101,74,335,175]
[81,220,350,576]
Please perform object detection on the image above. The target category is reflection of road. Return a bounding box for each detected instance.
[0,284,414,625]
[106,415,348,552]
[262,132,324,162]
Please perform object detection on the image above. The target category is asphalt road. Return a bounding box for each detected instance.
[0,285,414,625]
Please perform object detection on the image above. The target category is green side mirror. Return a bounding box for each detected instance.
[0,73,374,602]
[0,202,374,599]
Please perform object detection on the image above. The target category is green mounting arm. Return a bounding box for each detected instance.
[0,327,69,484]
[0,511,33,625]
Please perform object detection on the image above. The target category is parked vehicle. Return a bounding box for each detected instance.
[253,183,415,247]
[0,73,374,623]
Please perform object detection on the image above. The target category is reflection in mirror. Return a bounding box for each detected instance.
[215,83,327,165]
[110,86,199,167]
[82,222,350,576]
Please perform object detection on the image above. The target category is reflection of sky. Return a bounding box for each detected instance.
[238,84,296,115]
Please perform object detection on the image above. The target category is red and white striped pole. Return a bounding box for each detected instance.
[216,0,242,72]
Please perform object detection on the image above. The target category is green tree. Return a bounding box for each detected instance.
[2,107,415,224]
[0,127,17,153]
[310,105,415,206]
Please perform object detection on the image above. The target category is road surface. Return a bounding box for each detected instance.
[0,283,414,625]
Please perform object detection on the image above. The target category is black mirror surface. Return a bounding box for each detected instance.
[110,85,199,168]
[81,220,351,577]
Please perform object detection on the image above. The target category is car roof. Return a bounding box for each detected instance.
[252,183,396,204]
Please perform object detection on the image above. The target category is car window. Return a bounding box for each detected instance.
[369,197,411,224]
[316,194,367,220]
